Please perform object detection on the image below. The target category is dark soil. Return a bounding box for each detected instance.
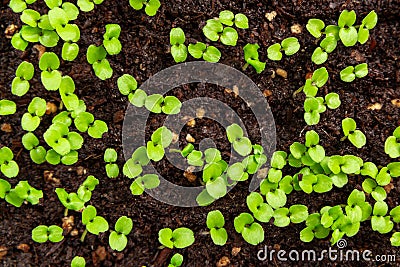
[1,0,400,266]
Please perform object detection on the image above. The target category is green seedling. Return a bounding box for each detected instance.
[77,0,104,12]
[39,52,62,91]
[62,42,79,61]
[0,100,17,115]
[0,147,19,178]
[0,180,42,207]
[299,173,332,194]
[218,10,249,29]
[241,145,267,174]
[371,201,393,234]
[104,148,119,178]
[196,188,215,206]
[226,123,252,156]
[118,74,142,104]
[267,37,300,61]
[17,24,60,48]
[44,0,61,9]
[144,94,182,114]
[311,36,337,64]
[158,227,195,249]
[11,31,29,51]
[56,188,85,214]
[338,10,358,47]
[188,42,221,63]
[324,92,341,109]
[187,150,204,167]
[9,0,37,13]
[328,154,363,176]
[21,97,46,132]
[246,192,273,223]
[170,28,187,63]
[243,43,266,74]
[71,256,86,267]
[301,67,329,98]
[266,151,287,183]
[358,11,378,44]
[362,178,386,201]
[12,61,34,96]
[168,253,183,267]
[345,189,372,223]
[130,174,160,195]
[129,0,161,16]
[340,63,368,82]
[32,225,64,243]
[206,210,228,246]
[59,76,80,111]
[303,97,325,125]
[109,216,133,251]
[341,118,367,148]
[48,8,80,42]
[74,111,108,138]
[123,146,150,178]
[77,175,99,203]
[103,24,122,55]
[234,213,264,245]
[203,161,228,199]
[391,206,400,224]
[203,19,238,46]
[81,205,109,242]
[278,175,294,194]
[146,126,173,161]
[44,122,83,158]
[22,133,46,164]
[306,19,325,38]
[391,232,400,247]
[360,161,378,178]
[86,45,113,80]
[227,162,248,182]
[384,126,400,158]
[300,213,330,242]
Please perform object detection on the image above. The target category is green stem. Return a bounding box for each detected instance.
[293,86,304,98]
[64,208,69,217]
[80,229,88,242]
[242,63,249,71]
[340,136,347,142]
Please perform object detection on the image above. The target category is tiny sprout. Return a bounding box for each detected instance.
[0,147,19,178]
[341,118,366,148]
[62,42,79,61]
[168,253,183,267]
[384,126,400,158]
[9,0,37,13]
[311,36,337,65]
[0,100,17,115]
[44,0,61,9]
[170,27,187,63]
[130,174,160,195]
[21,97,46,132]
[129,0,161,16]
[158,227,195,249]
[71,256,86,267]
[146,126,173,161]
[39,52,62,91]
[246,192,273,223]
[32,225,64,243]
[145,94,182,114]
[362,178,386,202]
[267,37,300,61]
[267,151,287,183]
[203,19,238,46]
[188,42,221,63]
[371,201,393,234]
[103,24,122,55]
[306,18,325,38]
[55,188,85,211]
[187,150,204,167]
[328,155,363,175]
[243,43,266,74]
[22,133,46,164]
[59,76,80,111]
[303,97,323,125]
[77,0,104,12]
[206,210,228,246]
[358,11,378,44]
[74,111,108,138]
[12,61,34,96]
[81,205,109,242]
[218,10,249,29]
[77,175,99,203]
[234,213,264,245]
[303,67,329,97]
[338,10,358,47]
[109,216,133,251]
[346,189,372,223]
[226,123,252,156]
[340,63,368,82]
[300,213,330,242]
[104,148,119,178]
[86,45,113,80]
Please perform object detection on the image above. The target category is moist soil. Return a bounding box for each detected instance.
[1,0,400,266]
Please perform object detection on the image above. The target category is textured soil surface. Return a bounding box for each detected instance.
[1,0,400,266]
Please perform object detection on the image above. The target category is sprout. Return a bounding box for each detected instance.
[103,24,122,55]
[158,227,195,249]
[243,43,266,74]
[168,253,183,267]
[22,133,46,164]
[21,97,46,132]
[246,192,273,223]
[226,123,252,156]
[74,111,108,138]
[62,42,79,61]
[71,256,86,267]
[362,178,386,202]
[0,180,42,207]
[77,175,99,203]
[371,201,393,234]
[218,10,249,29]
[306,19,325,38]
[0,147,19,178]
[338,10,358,47]
[345,189,372,223]
[77,0,104,12]
[341,118,367,148]
[170,27,187,63]
[86,45,113,80]
[130,174,160,195]
[55,188,85,212]
[123,146,150,178]
[59,76,80,111]
[109,216,133,251]
[266,151,287,183]
[324,92,341,109]
[12,61,34,96]
[311,36,337,64]
[358,11,378,44]
[32,225,64,243]
[340,63,368,82]
[144,94,182,114]
[188,42,221,63]
[267,37,300,61]
[129,0,161,16]
[44,0,61,9]
[203,19,238,46]
[206,210,228,246]
[81,205,109,242]
[0,100,17,115]
[146,126,173,161]
[39,52,62,91]
[300,213,330,242]
[187,150,204,167]
[104,148,119,178]
[384,126,400,158]
[9,0,37,13]
[302,67,329,97]
[234,213,264,245]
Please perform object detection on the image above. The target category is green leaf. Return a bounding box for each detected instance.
[40,30,60,47]
[77,0,94,12]
[144,0,160,16]
[358,26,369,44]
[62,42,79,61]
[41,70,62,91]
[158,228,174,248]
[48,225,64,242]
[281,37,300,56]
[390,232,400,247]
[355,63,368,78]
[118,74,137,95]
[320,36,337,53]
[171,227,195,249]
[30,146,46,164]
[311,47,328,65]
[104,148,118,163]
[266,189,286,209]
[9,0,28,13]
[44,0,61,9]
[338,10,356,27]
[93,59,113,80]
[71,256,86,267]
[86,216,109,235]
[325,93,341,109]
[11,32,29,51]
[206,176,227,199]
[170,253,183,267]
[289,204,308,223]
[384,136,400,158]
[312,67,329,87]
[206,210,225,229]
[145,94,163,113]
[48,7,68,28]
[267,43,282,61]
[362,10,378,29]
[146,141,164,162]
[32,225,49,243]
[203,46,221,63]
[227,162,248,181]
[306,19,325,38]
[220,27,238,46]
[203,19,223,41]
[219,10,234,26]
[342,117,357,136]
[242,222,264,245]
[87,45,107,64]
[12,78,30,96]
[300,227,314,242]
[234,13,249,29]
[273,208,290,227]
[188,42,206,59]
[109,232,127,251]
[196,189,215,206]
[348,130,366,148]
[88,120,108,138]
[210,228,227,246]
[187,150,203,167]
[339,27,358,47]
[226,123,243,143]
[62,2,79,20]
[0,100,16,116]
[162,96,182,115]
[129,89,147,107]
[204,148,221,163]
[170,27,185,45]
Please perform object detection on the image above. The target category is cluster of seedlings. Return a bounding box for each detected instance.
[1,2,399,266]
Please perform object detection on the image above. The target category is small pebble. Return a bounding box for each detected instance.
[196,108,205,119]
[1,123,12,133]
[291,24,302,34]
[33,44,46,60]
[0,246,7,260]
[231,247,241,256]
[186,134,195,143]
[17,244,30,253]
[46,102,58,115]
[171,132,179,144]
[276,68,288,79]
[265,11,277,21]
[391,99,400,108]
[4,24,17,38]
[216,256,230,267]
[184,170,196,183]
[187,118,196,127]
[263,90,272,97]
[367,103,382,110]
[70,229,79,236]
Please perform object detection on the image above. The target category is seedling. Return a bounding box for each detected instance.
[311,36,337,64]
[246,192,273,223]
[74,111,108,138]
[86,44,113,80]
[32,225,64,243]
[241,145,267,174]
[243,43,266,74]
[301,67,329,98]
[345,189,372,223]
[44,0,62,9]
[358,11,378,44]
[340,63,368,82]
[267,37,300,61]
[144,94,182,114]
[130,174,160,195]
[12,61,34,96]
[123,146,150,178]
[103,24,122,55]
[22,133,46,164]
[81,205,109,242]
[300,213,330,242]
[158,227,195,249]
[299,172,332,194]
[390,206,400,224]
[266,151,287,183]
[234,213,264,245]
[204,164,228,199]
[384,126,400,158]
[62,42,79,61]
[129,0,161,16]
[56,188,85,214]
[0,100,17,115]
[20,9,40,27]
[170,28,187,63]
[48,8,80,42]
[328,155,363,175]
[341,118,367,148]
[391,232,400,247]
[59,76,80,111]
[39,52,62,91]
[77,175,99,203]
[371,201,393,234]
[77,0,104,12]
[168,253,183,267]
[146,126,173,161]
[71,256,86,267]
[0,180,42,207]
[109,216,133,251]
[338,10,358,47]
[306,19,325,38]
[203,19,238,46]
[104,148,119,178]
[188,42,221,63]
[0,147,19,178]
[226,124,252,156]
[206,210,228,246]
[9,0,37,13]
[187,150,204,167]
[362,178,386,202]
[21,97,46,132]
[324,92,341,109]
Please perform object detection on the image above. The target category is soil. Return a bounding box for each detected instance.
[1,0,400,266]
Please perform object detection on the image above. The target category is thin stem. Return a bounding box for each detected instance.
[242,63,249,71]
[340,136,347,142]
[80,229,88,242]
[64,208,68,217]
[293,86,304,98]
